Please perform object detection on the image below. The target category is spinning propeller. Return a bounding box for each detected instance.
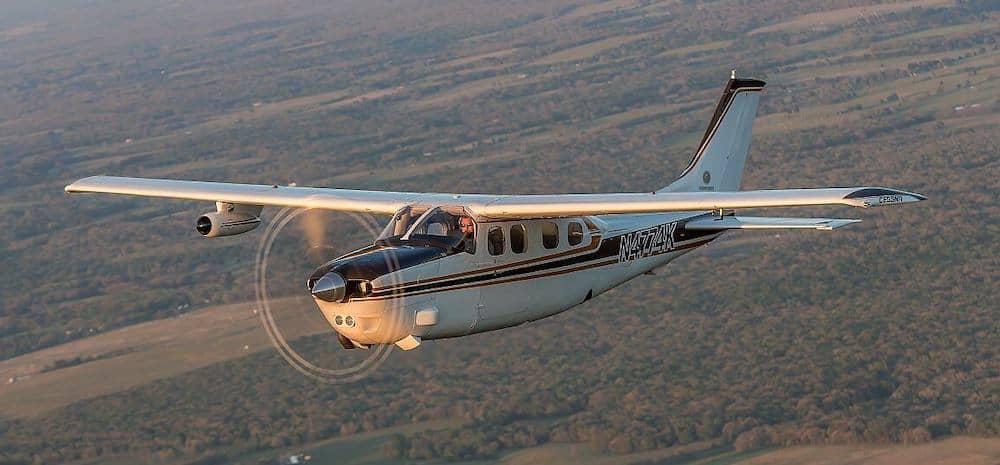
[253,207,396,384]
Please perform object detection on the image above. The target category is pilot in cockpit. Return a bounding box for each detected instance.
[456,215,476,254]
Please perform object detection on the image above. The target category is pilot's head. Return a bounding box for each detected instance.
[458,216,475,236]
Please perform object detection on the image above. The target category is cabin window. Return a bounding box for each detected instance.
[488,226,505,255]
[510,224,526,254]
[542,222,559,249]
[568,221,584,246]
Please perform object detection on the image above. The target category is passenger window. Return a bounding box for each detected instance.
[542,222,559,249]
[488,226,505,256]
[568,221,584,246]
[510,224,526,254]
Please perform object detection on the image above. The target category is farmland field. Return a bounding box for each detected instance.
[0,0,996,464]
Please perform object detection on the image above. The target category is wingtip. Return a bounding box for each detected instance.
[64,175,106,193]
[64,178,86,194]
[64,180,83,193]
[842,187,926,207]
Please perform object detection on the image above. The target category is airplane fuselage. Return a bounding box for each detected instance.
[311,211,723,347]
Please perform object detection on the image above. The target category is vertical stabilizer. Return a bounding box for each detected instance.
[660,72,765,192]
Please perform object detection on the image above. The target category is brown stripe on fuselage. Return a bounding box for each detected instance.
[357,236,716,301]
[371,234,603,293]
[360,258,619,301]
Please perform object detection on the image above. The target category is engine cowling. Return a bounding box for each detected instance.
[196,202,262,237]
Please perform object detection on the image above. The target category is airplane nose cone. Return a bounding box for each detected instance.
[310,272,347,303]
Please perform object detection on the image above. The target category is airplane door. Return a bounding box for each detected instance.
[431,212,484,335]
[475,224,509,327]
[428,250,481,335]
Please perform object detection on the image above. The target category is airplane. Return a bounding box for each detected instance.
[65,71,926,352]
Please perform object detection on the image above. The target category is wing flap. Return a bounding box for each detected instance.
[684,216,862,231]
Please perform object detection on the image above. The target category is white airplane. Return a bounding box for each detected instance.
[66,72,925,351]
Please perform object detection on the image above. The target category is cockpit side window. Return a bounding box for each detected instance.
[376,206,478,254]
[457,215,476,254]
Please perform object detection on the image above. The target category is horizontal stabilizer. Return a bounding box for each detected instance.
[685,216,862,231]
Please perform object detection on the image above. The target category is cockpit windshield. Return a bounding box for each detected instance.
[377,206,423,240]
[376,206,476,254]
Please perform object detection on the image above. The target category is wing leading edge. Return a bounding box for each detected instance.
[65,176,925,219]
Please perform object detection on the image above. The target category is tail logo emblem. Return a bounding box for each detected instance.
[702,171,712,184]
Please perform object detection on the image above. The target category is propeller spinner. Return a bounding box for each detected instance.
[310,272,347,302]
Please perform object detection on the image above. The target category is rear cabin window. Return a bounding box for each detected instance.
[568,221,584,246]
[542,222,559,249]
[510,224,526,254]
[488,226,505,256]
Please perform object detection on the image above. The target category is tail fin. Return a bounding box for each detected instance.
[660,72,765,193]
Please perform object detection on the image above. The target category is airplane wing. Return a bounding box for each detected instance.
[474,188,924,218]
[65,176,925,218]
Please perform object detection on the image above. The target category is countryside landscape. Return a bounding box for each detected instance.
[0,0,997,463]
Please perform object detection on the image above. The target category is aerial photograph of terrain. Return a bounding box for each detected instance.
[0,0,996,464]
